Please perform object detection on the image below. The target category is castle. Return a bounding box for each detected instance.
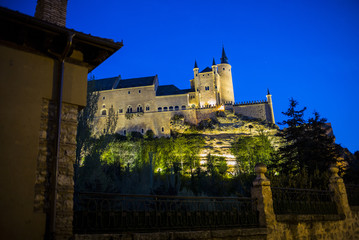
[89,48,275,136]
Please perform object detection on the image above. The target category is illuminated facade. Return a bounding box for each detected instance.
[90,47,275,136]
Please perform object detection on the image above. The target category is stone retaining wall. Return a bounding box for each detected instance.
[75,228,267,240]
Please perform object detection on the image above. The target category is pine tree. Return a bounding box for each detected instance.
[275,98,339,175]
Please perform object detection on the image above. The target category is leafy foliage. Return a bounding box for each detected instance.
[231,132,277,174]
[76,76,99,166]
[105,105,118,134]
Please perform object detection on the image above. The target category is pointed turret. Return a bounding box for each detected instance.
[266,89,275,124]
[212,58,216,66]
[220,46,228,64]
[194,60,198,69]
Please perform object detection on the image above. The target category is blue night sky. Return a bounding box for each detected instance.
[2,0,359,153]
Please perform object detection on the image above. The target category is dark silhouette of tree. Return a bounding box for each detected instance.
[275,98,339,176]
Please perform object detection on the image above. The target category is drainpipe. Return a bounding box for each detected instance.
[48,32,75,239]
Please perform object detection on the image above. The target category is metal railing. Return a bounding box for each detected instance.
[74,192,259,234]
[271,187,337,215]
[346,184,359,206]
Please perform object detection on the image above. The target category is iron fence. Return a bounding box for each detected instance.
[74,192,259,234]
[346,184,359,206]
[271,187,337,215]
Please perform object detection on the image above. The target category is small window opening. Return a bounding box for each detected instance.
[169,106,173,111]
[101,110,107,115]
[164,107,168,111]
[161,127,164,132]
[175,106,179,111]
[128,91,130,94]
[158,107,162,112]
[181,105,186,110]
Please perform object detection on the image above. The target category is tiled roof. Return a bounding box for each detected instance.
[88,76,156,91]
[115,76,156,89]
[200,67,212,73]
[88,77,118,91]
[156,85,191,96]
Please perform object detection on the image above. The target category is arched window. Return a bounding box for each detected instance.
[119,109,123,113]
[169,106,173,111]
[146,106,150,111]
[141,129,144,134]
[101,109,107,115]
[123,130,126,135]
[175,106,179,111]
[158,107,162,112]
[163,107,168,111]
[102,104,106,108]
[126,106,132,113]
[161,127,164,132]
[181,105,186,110]
[137,105,143,112]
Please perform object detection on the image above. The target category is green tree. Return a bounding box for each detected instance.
[76,76,99,166]
[231,132,276,174]
[105,105,118,134]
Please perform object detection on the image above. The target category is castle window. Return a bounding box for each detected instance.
[223,68,225,70]
[161,127,164,132]
[102,96,105,100]
[141,129,144,134]
[128,91,130,94]
[101,109,107,116]
[103,129,106,133]
[123,130,126,135]
[146,106,150,111]
[205,86,209,91]
[164,107,168,111]
[119,109,123,113]
[137,105,143,112]
[139,90,141,93]
[158,107,162,112]
[102,104,106,108]
[175,106,179,111]
[169,106,173,111]
[127,106,133,113]
[181,105,186,110]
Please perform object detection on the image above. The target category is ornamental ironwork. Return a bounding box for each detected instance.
[74,192,259,234]
[271,187,337,215]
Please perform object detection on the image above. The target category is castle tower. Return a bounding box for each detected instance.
[217,47,235,104]
[266,89,275,123]
[192,60,200,105]
[212,58,220,104]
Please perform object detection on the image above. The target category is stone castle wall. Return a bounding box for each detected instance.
[233,103,268,121]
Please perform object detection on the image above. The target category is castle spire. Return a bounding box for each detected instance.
[267,88,270,95]
[212,58,216,66]
[194,60,198,69]
[221,46,228,64]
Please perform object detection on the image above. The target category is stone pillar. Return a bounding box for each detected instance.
[251,163,276,228]
[328,164,351,219]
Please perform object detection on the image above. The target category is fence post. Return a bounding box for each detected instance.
[251,163,276,228]
[328,164,351,218]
